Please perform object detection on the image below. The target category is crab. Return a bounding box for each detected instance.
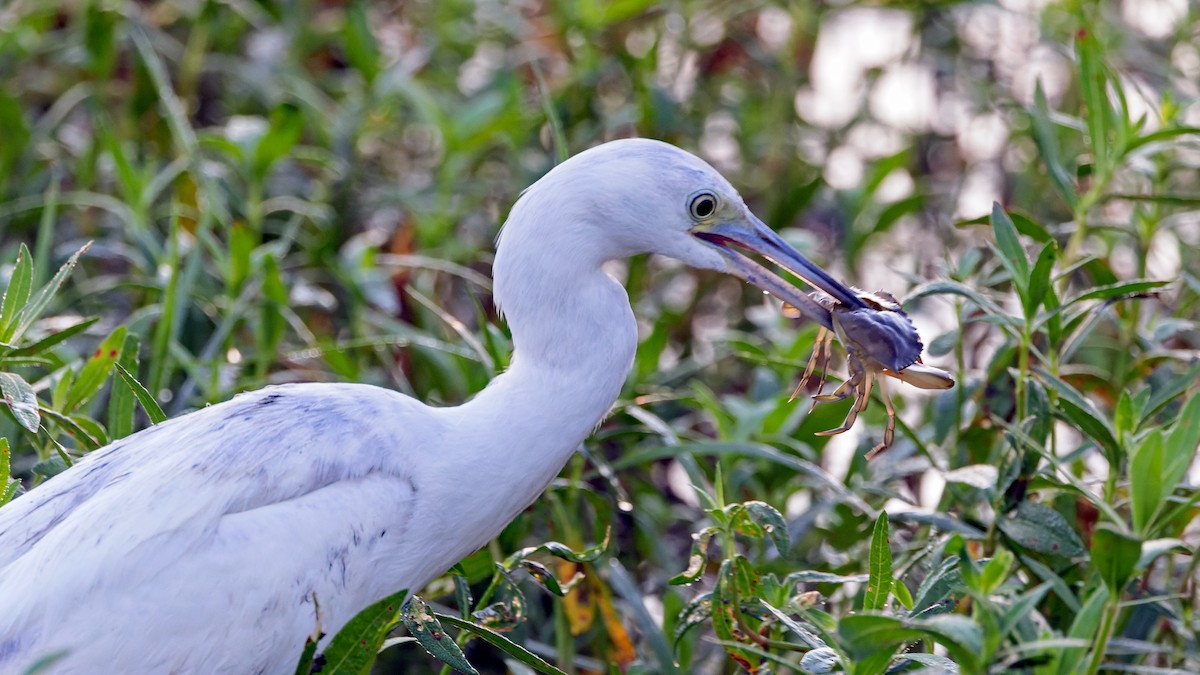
[783,289,954,457]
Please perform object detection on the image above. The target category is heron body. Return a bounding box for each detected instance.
[0,139,882,673]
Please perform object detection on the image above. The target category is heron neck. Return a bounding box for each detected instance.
[433,254,637,552]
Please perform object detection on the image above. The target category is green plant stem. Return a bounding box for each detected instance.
[1083,595,1121,675]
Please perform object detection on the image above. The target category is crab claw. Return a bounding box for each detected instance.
[884,362,955,390]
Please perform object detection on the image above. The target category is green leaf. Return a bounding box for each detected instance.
[997,501,1085,558]
[669,526,717,585]
[759,600,826,649]
[734,500,789,556]
[838,614,913,662]
[108,334,140,440]
[502,527,610,568]
[980,548,1014,594]
[908,614,983,669]
[1,437,22,506]
[864,512,892,611]
[10,243,89,346]
[38,408,105,452]
[344,2,381,83]
[11,317,99,357]
[1051,585,1108,675]
[115,362,168,424]
[1024,241,1056,319]
[1030,81,1077,208]
[0,244,33,342]
[0,372,39,433]
[292,634,318,675]
[711,555,761,672]
[1035,369,1122,464]
[1163,395,1200,496]
[892,579,914,610]
[317,588,407,674]
[1140,360,1200,424]
[990,203,1030,293]
[65,326,127,413]
[784,570,869,585]
[906,280,1016,331]
[1091,523,1141,594]
[1076,27,1112,170]
[1066,278,1169,305]
[673,592,713,645]
[32,456,68,479]
[1129,431,1165,534]
[253,103,304,180]
[509,559,581,597]
[1000,581,1051,639]
[434,612,568,675]
[910,557,963,615]
[401,595,478,675]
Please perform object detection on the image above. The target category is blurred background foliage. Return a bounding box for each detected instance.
[1,0,1198,673]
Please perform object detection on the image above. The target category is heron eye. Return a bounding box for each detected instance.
[689,192,718,220]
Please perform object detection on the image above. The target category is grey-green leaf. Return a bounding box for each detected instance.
[402,595,478,675]
[0,372,39,432]
[998,501,1085,558]
[990,203,1030,291]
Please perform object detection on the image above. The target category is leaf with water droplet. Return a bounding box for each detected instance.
[669,526,718,585]
[0,371,38,432]
[402,595,478,675]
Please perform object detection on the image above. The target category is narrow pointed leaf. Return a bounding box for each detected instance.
[1067,279,1169,305]
[434,612,567,675]
[1030,81,1077,208]
[107,334,140,440]
[1129,431,1164,533]
[65,326,127,412]
[864,512,892,611]
[115,362,167,424]
[1164,395,1200,493]
[0,244,33,342]
[760,600,826,649]
[1,437,21,507]
[1034,369,1121,464]
[10,243,89,345]
[1024,241,1056,319]
[11,317,99,357]
[318,588,407,674]
[990,203,1029,290]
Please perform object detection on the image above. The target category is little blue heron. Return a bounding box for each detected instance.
[0,139,902,673]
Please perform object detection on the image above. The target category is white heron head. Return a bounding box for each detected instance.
[496,138,864,325]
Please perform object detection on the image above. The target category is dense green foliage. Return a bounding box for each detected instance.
[1,0,1198,673]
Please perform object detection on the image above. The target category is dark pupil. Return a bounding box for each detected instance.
[694,197,714,218]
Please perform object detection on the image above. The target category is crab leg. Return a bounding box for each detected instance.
[856,371,875,412]
[867,377,895,459]
[813,376,854,403]
[814,397,862,437]
[790,326,826,401]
